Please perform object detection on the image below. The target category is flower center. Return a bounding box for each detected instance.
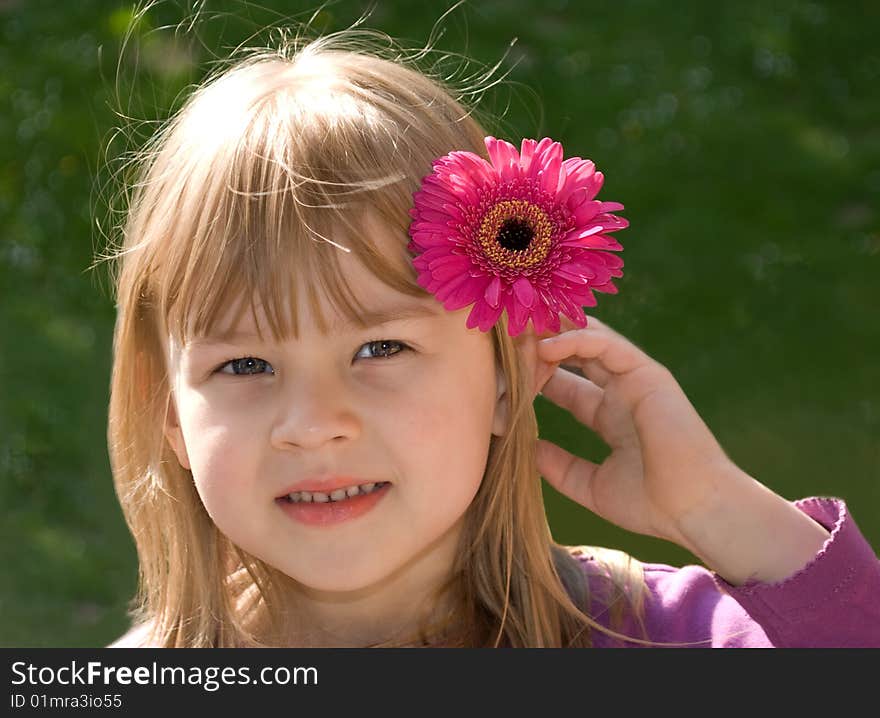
[478,199,553,269]
[497,218,533,251]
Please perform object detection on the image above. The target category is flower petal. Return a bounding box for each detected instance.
[582,213,629,233]
[562,258,600,279]
[485,136,520,178]
[595,250,625,272]
[433,270,472,301]
[566,225,605,241]
[410,229,458,249]
[467,299,504,332]
[484,275,502,308]
[529,138,556,181]
[429,257,472,282]
[437,278,482,311]
[583,170,605,200]
[592,280,619,295]
[559,158,595,200]
[559,233,623,251]
[519,138,537,176]
[538,141,564,194]
[505,291,531,337]
[418,179,460,204]
[553,267,592,285]
[558,293,589,327]
[572,201,602,225]
[530,295,551,335]
[417,208,458,225]
[566,187,589,211]
[452,153,496,188]
[512,276,535,309]
[416,245,456,263]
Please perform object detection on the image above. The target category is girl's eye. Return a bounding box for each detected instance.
[355,340,409,360]
[217,357,274,376]
[215,341,408,376]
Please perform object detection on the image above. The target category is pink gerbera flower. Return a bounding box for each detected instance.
[408,136,627,337]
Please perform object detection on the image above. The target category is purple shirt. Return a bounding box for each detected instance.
[574,497,880,647]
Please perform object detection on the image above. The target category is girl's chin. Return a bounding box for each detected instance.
[264,556,405,595]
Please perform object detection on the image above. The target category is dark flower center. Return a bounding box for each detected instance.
[496,218,534,252]
[478,199,553,270]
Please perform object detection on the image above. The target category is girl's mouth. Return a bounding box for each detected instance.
[280,481,391,504]
[275,482,392,527]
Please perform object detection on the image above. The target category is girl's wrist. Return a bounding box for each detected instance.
[670,465,831,587]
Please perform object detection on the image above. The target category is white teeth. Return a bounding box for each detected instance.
[286,482,388,504]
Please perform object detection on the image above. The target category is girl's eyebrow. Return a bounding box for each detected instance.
[188,303,440,348]
[330,303,441,333]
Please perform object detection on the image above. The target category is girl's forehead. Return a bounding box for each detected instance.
[192,273,443,346]
[216,293,441,337]
[170,208,437,347]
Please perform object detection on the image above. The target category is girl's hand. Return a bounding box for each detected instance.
[529,315,738,547]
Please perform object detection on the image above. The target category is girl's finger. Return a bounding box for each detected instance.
[538,366,604,430]
[535,312,587,341]
[536,319,652,377]
[556,357,613,388]
[535,438,599,515]
[578,357,614,388]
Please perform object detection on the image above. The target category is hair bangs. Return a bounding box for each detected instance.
[159,66,434,347]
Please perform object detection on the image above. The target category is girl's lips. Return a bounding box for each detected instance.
[276,483,391,527]
[276,476,376,497]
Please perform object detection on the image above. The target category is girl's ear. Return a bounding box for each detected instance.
[163,394,191,471]
[492,366,509,437]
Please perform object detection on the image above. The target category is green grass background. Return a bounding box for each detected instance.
[1,0,877,647]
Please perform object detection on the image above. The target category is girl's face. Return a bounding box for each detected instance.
[162,222,508,606]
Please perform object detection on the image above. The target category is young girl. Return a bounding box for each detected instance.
[103,26,880,648]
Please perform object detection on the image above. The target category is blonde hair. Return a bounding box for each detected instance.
[100,17,713,648]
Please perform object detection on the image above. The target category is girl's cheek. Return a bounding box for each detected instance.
[179,394,259,469]
[189,384,271,421]
[190,430,254,513]
[192,425,238,464]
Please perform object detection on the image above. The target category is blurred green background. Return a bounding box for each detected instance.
[1,0,878,647]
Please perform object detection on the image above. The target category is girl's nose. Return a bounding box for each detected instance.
[269,373,361,450]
